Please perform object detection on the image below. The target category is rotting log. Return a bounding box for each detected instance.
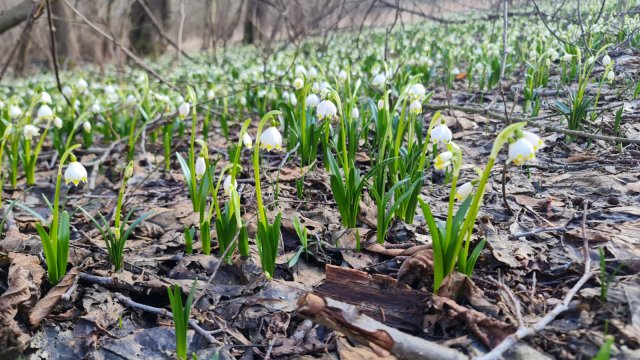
[315,264,429,332]
[297,292,467,360]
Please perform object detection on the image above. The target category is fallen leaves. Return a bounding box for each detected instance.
[29,267,80,327]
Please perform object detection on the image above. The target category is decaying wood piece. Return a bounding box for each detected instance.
[297,292,467,360]
[315,264,429,332]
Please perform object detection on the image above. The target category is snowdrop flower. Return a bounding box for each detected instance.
[90,102,101,114]
[289,93,297,106]
[377,99,384,110]
[176,95,185,104]
[37,105,53,120]
[9,105,22,119]
[64,161,88,186]
[317,100,337,120]
[305,94,320,108]
[195,156,206,180]
[178,102,190,119]
[239,96,247,106]
[507,138,535,166]
[351,107,359,119]
[602,54,611,66]
[308,67,318,79]
[23,125,39,140]
[53,116,63,129]
[561,53,573,62]
[606,70,615,82]
[295,65,307,78]
[337,70,347,82]
[62,86,73,98]
[260,126,283,151]
[125,94,137,105]
[430,123,452,145]
[409,100,422,114]
[408,83,426,101]
[223,175,237,194]
[293,78,304,90]
[523,131,544,152]
[83,121,92,133]
[434,151,453,170]
[586,56,595,65]
[372,73,386,87]
[104,85,116,95]
[242,132,253,148]
[452,67,461,76]
[548,49,559,62]
[207,89,215,100]
[455,182,473,201]
[40,92,52,104]
[76,78,88,93]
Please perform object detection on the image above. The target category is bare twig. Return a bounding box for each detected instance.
[113,292,222,345]
[508,226,567,240]
[177,0,185,64]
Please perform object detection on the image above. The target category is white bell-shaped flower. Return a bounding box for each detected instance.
[62,85,73,98]
[317,100,337,120]
[64,161,88,186]
[602,54,611,66]
[338,70,347,82]
[83,121,92,133]
[260,126,283,151]
[23,124,39,140]
[242,132,253,148]
[430,123,452,145]
[606,70,614,82]
[408,83,426,101]
[295,65,307,78]
[377,99,384,110]
[76,78,88,93]
[37,105,53,120]
[90,102,101,114]
[223,175,237,194]
[409,100,422,114]
[523,131,544,152]
[207,89,215,100]
[372,73,386,87]
[293,78,304,90]
[351,107,360,119]
[53,116,63,129]
[40,92,52,104]
[9,105,22,119]
[178,102,190,119]
[434,151,453,170]
[308,67,318,79]
[305,94,320,108]
[507,138,535,166]
[195,156,206,180]
[561,53,573,62]
[455,182,473,201]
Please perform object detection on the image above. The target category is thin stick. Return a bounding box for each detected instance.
[113,292,222,345]
[477,203,593,360]
[508,226,567,239]
[177,0,185,64]
[501,166,513,215]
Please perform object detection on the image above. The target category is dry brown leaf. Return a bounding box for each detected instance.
[397,249,433,286]
[0,253,45,356]
[336,335,397,360]
[275,166,310,181]
[29,267,80,327]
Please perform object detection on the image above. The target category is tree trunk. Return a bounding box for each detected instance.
[129,0,169,57]
[51,0,78,68]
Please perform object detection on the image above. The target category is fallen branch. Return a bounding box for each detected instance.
[476,202,593,360]
[297,292,467,360]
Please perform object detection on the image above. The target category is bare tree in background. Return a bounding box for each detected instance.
[129,0,169,57]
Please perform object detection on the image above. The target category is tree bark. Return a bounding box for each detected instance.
[51,0,78,68]
[0,0,35,35]
[128,0,169,57]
